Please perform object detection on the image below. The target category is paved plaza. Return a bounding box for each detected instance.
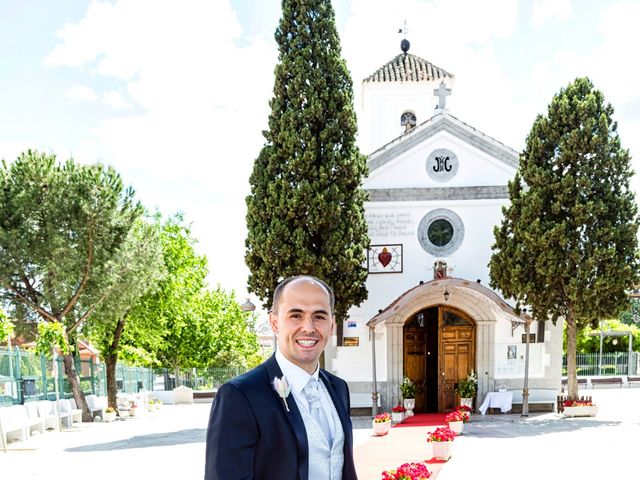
[1,388,638,479]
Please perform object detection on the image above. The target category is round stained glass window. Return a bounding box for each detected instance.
[418,209,464,256]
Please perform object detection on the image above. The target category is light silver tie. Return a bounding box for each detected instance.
[303,378,332,445]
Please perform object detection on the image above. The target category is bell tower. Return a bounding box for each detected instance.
[360,36,455,153]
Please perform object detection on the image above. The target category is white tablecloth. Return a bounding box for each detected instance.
[478,391,513,415]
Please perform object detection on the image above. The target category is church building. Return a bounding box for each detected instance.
[325,41,563,413]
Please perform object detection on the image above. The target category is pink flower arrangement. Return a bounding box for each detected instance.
[382,462,432,480]
[455,405,472,413]
[391,405,406,413]
[427,426,456,442]
[445,411,464,423]
[373,412,392,423]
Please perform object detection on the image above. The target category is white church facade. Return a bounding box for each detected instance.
[325,45,563,412]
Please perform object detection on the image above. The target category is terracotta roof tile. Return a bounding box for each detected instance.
[364,53,453,83]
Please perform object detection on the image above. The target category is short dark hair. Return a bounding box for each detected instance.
[271,275,335,314]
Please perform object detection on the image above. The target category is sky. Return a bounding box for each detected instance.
[1,0,639,313]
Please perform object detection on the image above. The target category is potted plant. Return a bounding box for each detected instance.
[562,399,597,417]
[104,406,117,423]
[455,370,477,409]
[427,426,456,461]
[391,405,405,423]
[381,461,432,479]
[399,377,417,417]
[444,411,464,435]
[372,412,392,436]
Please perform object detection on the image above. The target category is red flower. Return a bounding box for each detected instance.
[382,462,432,479]
[563,400,594,407]
[445,411,463,423]
[392,405,406,413]
[455,405,472,412]
[427,426,456,442]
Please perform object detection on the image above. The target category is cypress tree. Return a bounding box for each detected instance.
[489,77,639,399]
[245,0,369,323]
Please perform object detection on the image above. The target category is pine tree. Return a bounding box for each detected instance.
[245,0,369,323]
[489,77,639,399]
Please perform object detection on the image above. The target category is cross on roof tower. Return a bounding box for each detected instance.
[434,81,452,111]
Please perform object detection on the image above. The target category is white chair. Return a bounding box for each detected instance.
[36,400,72,430]
[0,405,28,447]
[60,399,82,424]
[22,403,46,436]
[86,394,106,419]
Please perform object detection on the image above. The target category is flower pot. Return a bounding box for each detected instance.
[403,399,415,417]
[459,397,474,410]
[372,420,391,436]
[391,412,404,423]
[431,441,452,461]
[448,420,463,435]
[563,405,597,417]
[103,411,116,423]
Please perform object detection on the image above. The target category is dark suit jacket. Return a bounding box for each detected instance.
[204,354,358,480]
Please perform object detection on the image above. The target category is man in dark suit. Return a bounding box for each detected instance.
[205,275,358,480]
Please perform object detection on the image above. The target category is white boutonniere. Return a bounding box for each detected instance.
[273,376,292,412]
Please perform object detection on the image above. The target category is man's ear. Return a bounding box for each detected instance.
[269,312,278,334]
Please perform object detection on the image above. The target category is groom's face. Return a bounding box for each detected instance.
[269,279,335,374]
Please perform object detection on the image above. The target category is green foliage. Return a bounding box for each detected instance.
[0,150,143,329]
[618,297,640,326]
[490,77,639,325]
[0,309,14,341]
[84,216,166,360]
[568,319,640,353]
[489,77,639,398]
[35,322,69,358]
[455,370,478,398]
[399,376,416,399]
[125,215,258,369]
[245,0,369,322]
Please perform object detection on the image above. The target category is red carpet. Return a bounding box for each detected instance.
[392,413,448,428]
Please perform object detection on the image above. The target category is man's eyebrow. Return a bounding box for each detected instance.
[285,308,330,316]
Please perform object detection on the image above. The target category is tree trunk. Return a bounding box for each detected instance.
[105,316,126,413]
[105,354,118,412]
[62,354,92,422]
[566,307,578,400]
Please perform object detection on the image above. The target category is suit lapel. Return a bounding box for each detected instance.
[264,355,308,480]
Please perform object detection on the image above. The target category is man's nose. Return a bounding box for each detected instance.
[300,314,316,332]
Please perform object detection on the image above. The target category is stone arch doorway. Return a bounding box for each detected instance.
[367,278,525,413]
[403,305,475,412]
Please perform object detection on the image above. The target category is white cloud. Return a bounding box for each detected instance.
[44,0,277,297]
[64,84,98,102]
[531,0,572,26]
[102,91,131,110]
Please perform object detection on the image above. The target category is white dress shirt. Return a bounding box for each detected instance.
[275,350,337,439]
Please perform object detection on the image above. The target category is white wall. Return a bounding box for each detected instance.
[361,79,454,154]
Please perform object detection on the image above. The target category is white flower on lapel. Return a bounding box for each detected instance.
[273,376,292,412]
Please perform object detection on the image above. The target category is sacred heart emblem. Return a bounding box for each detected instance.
[378,247,392,267]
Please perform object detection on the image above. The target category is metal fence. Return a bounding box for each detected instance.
[0,347,250,406]
[562,352,639,376]
[153,367,250,391]
[0,347,154,406]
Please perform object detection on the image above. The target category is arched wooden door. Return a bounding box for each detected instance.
[404,305,475,412]
[439,307,475,412]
